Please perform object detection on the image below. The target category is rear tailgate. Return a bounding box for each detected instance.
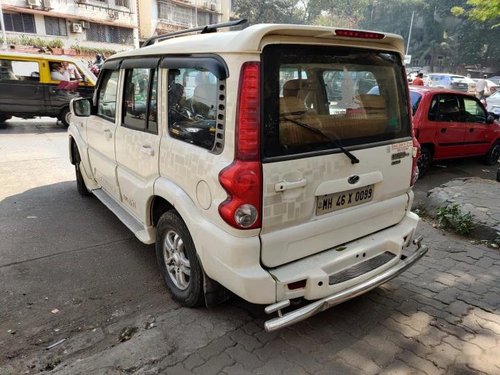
[260,141,413,267]
[260,43,413,268]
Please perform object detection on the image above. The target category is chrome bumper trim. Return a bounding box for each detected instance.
[264,239,428,332]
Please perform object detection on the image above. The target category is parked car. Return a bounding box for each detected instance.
[0,51,96,127]
[408,87,500,176]
[425,73,475,94]
[68,20,427,331]
[488,76,500,86]
[486,91,500,117]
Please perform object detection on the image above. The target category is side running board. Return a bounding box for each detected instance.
[92,189,153,244]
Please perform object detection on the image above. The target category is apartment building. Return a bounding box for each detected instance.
[1,0,139,51]
[137,0,231,42]
[0,0,231,54]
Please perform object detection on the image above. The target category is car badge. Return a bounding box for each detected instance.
[348,175,360,184]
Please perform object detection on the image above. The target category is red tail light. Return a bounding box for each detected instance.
[218,62,262,229]
[335,30,384,39]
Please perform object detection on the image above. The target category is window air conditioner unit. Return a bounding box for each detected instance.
[42,0,52,9]
[76,0,87,4]
[202,1,208,8]
[71,23,83,33]
[210,3,216,11]
[26,0,40,8]
[81,21,90,29]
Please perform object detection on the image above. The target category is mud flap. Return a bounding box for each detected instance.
[203,272,232,308]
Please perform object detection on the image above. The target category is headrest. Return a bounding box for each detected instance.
[283,79,302,97]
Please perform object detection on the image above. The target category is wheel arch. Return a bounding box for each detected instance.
[69,136,79,165]
[419,142,435,156]
[151,195,174,227]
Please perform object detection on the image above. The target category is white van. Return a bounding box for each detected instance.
[68,20,427,331]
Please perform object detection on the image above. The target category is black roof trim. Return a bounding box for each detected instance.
[160,55,229,80]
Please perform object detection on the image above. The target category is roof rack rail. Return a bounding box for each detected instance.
[142,19,248,48]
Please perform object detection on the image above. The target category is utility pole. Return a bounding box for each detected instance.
[406,10,414,55]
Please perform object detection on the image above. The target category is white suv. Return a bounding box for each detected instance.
[69,20,427,331]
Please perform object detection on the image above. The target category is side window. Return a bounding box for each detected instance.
[122,68,158,133]
[0,60,39,82]
[97,70,120,121]
[462,97,486,123]
[167,68,218,150]
[429,95,461,122]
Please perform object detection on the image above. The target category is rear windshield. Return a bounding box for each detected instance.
[262,45,411,158]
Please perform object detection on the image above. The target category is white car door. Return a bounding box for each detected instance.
[86,68,121,201]
[114,61,160,223]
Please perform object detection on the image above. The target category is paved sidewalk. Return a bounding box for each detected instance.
[423,177,500,241]
[3,221,499,374]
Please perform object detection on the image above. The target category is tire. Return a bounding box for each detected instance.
[156,211,204,307]
[73,144,91,196]
[417,147,432,178]
[59,107,72,127]
[483,141,500,166]
[0,115,11,128]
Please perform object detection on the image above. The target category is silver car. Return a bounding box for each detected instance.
[425,73,475,93]
[486,91,500,116]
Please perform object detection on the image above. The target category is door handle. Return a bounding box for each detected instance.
[440,128,447,133]
[275,178,307,192]
[469,128,474,133]
[140,145,154,156]
[103,129,112,140]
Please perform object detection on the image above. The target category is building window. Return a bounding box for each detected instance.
[87,23,133,44]
[45,16,67,36]
[2,13,36,33]
[158,3,192,27]
[115,0,129,7]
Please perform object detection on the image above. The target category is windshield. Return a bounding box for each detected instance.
[262,45,411,158]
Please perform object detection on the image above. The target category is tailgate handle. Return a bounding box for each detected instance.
[275,178,307,192]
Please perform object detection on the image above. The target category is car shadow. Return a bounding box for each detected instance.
[0,118,67,134]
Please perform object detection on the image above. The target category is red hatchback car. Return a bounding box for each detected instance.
[409,87,500,176]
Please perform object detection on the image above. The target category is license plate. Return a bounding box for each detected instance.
[316,185,374,215]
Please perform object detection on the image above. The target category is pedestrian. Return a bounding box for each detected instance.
[412,72,424,86]
[476,74,489,101]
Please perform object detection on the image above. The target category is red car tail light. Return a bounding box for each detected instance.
[218,62,262,229]
[335,30,385,39]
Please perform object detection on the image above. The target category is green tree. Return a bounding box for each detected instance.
[232,0,302,24]
[451,0,500,27]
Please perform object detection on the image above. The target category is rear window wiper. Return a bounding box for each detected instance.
[280,114,360,164]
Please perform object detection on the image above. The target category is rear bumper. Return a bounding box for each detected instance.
[264,236,427,331]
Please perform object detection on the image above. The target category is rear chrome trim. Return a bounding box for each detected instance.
[329,251,396,285]
[264,240,427,332]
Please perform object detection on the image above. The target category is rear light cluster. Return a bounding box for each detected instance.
[218,62,262,229]
[335,30,385,39]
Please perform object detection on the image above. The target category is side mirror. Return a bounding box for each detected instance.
[488,112,499,120]
[71,97,92,117]
[486,114,495,124]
